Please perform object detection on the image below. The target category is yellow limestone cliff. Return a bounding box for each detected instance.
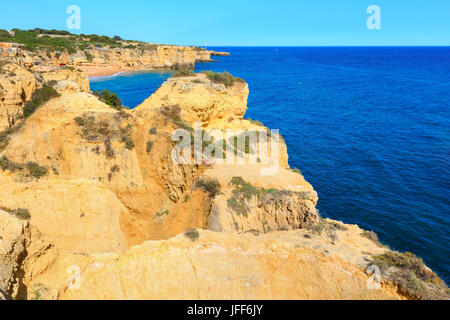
[0,66,448,300]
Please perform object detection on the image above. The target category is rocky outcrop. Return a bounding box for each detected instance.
[60,229,405,300]
[136,73,249,127]
[0,60,38,129]
[211,51,231,57]
[0,175,128,254]
[135,73,290,168]
[0,210,27,298]
[0,60,89,130]
[205,167,319,233]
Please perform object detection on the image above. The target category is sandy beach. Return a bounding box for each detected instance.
[79,66,130,77]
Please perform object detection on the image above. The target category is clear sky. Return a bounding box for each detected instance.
[1,0,449,46]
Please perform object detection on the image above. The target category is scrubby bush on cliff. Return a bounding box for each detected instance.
[361,230,384,246]
[195,179,221,198]
[0,207,31,220]
[160,105,192,131]
[23,86,60,118]
[0,121,24,151]
[171,69,195,77]
[85,51,94,62]
[93,90,124,110]
[227,177,315,218]
[146,140,154,153]
[0,156,48,179]
[201,71,244,88]
[372,251,449,299]
[184,228,200,242]
[74,114,134,150]
[26,162,48,178]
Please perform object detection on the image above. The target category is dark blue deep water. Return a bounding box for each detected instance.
[91,47,450,283]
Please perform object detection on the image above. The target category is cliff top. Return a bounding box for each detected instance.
[0,28,208,54]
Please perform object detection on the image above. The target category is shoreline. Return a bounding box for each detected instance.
[79,66,131,77]
[82,66,179,80]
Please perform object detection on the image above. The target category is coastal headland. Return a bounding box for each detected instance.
[0,29,448,300]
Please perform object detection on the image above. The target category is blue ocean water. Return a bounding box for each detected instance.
[91,47,450,283]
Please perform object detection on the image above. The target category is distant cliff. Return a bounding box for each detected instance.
[0,28,225,72]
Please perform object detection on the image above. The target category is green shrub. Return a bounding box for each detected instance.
[0,156,23,171]
[160,105,192,131]
[226,177,313,219]
[0,207,31,220]
[183,194,190,203]
[121,135,135,150]
[291,168,302,175]
[171,69,195,77]
[105,140,115,158]
[93,89,123,110]
[361,230,384,246]
[85,51,93,62]
[23,86,60,117]
[372,251,449,299]
[201,71,244,88]
[146,140,154,153]
[0,121,24,151]
[26,162,48,178]
[149,127,157,135]
[195,179,221,197]
[184,228,199,242]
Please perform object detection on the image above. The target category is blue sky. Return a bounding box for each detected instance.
[1,0,449,46]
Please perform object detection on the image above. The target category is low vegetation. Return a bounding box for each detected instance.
[303,220,349,243]
[184,228,200,242]
[93,89,124,110]
[23,85,60,118]
[149,127,157,135]
[227,177,310,217]
[0,156,48,179]
[361,230,385,247]
[74,113,135,152]
[372,251,450,299]
[146,140,154,153]
[201,71,244,88]
[171,69,195,77]
[0,28,130,53]
[0,206,31,220]
[0,121,24,152]
[160,105,192,131]
[195,179,221,198]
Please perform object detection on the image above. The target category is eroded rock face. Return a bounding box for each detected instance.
[39,67,90,93]
[0,210,27,298]
[60,230,405,300]
[0,61,89,130]
[203,165,320,233]
[0,176,128,254]
[1,43,213,71]
[0,61,38,129]
[136,73,249,127]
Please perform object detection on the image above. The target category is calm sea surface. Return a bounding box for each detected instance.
[91,47,450,282]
